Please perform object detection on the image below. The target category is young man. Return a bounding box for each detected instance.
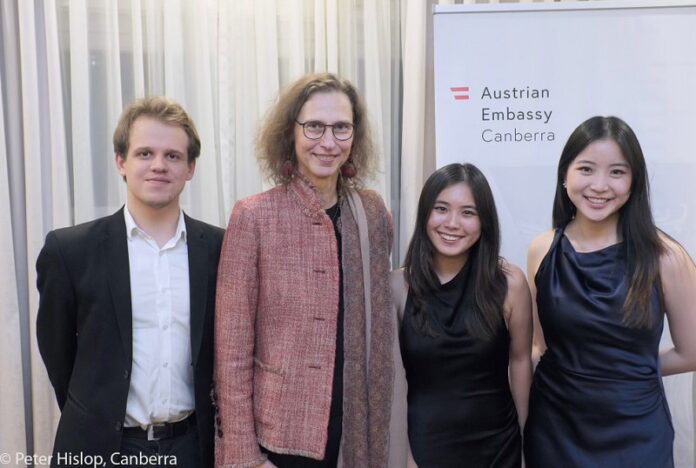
[36,97,224,467]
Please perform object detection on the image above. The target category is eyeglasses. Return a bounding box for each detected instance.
[296,120,354,141]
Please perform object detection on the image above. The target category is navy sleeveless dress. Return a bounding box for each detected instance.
[401,262,521,468]
[524,228,674,467]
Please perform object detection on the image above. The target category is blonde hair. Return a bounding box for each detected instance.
[113,96,201,162]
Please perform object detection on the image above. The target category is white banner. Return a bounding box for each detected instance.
[434,1,696,466]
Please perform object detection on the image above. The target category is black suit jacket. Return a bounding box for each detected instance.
[36,208,224,468]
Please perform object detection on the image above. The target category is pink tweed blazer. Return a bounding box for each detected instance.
[214,175,394,468]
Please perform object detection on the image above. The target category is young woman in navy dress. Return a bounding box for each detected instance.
[524,116,696,467]
[392,163,533,468]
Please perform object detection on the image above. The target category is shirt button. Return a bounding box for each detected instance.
[123,369,129,379]
[115,421,122,431]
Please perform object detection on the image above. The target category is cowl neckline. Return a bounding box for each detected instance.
[439,258,473,291]
[562,232,624,255]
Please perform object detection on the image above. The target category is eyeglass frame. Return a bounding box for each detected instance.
[295,120,355,141]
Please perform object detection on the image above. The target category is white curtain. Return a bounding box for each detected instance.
[1,0,71,461]
[2,0,693,466]
[0,4,27,459]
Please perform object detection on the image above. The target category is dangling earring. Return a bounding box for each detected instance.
[562,181,567,188]
[282,158,294,178]
[341,159,356,179]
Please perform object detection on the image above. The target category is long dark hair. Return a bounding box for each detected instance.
[553,116,663,327]
[403,163,507,339]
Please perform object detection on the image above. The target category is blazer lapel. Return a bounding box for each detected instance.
[104,208,133,363]
[185,215,209,367]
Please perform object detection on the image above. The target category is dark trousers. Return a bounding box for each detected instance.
[117,427,200,468]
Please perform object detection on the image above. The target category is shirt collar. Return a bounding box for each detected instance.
[123,205,187,244]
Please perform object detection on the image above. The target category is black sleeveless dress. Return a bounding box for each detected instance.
[400,262,521,468]
[524,228,674,467]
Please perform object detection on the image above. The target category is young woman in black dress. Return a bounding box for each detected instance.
[392,163,532,468]
[525,116,696,467]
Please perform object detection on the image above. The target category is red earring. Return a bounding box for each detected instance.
[282,159,294,178]
[341,160,356,178]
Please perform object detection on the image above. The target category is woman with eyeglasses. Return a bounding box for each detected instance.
[213,73,394,468]
[392,163,533,468]
[524,116,696,466]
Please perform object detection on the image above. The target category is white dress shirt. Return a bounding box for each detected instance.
[123,207,194,428]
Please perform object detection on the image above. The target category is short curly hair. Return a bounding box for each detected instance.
[113,96,201,163]
[256,73,377,186]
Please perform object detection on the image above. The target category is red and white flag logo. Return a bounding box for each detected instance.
[450,86,470,100]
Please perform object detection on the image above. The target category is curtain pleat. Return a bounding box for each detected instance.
[0,23,28,468]
[325,0,339,72]
[283,0,307,82]
[68,0,98,223]
[18,0,69,458]
[178,0,222,225]
[399,0,428,261]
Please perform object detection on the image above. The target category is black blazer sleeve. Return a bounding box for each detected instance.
[36,230,78,409]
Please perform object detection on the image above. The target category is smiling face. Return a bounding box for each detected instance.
[564,138,632,226]
[115,116,195,213]
[426,182,482,268]
[293,91,353,189]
